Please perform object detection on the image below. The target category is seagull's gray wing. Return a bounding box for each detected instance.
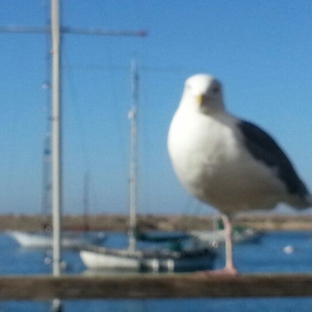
[238,120,309,198]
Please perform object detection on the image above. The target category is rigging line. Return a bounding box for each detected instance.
[62,39,91,172]
[62,64,203,74]
[63,65,126,71]
[130,0,151,216]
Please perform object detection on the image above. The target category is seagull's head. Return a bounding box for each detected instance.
[180,74,225,115]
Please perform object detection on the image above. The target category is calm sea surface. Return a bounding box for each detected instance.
[1,231,312,311]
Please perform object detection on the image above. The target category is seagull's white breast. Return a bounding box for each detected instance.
[168,107,287,212]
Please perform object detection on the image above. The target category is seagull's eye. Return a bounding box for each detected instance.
[212,86,220,94]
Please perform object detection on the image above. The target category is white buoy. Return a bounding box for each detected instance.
[283,245,295,254]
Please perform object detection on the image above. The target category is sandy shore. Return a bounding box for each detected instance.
[0,213,312,232]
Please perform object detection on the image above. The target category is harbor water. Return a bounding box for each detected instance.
[1,231,312,311]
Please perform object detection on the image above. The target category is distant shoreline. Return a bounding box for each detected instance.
[0,214,312,232]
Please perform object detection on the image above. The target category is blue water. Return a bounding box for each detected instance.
[2,231,312,311]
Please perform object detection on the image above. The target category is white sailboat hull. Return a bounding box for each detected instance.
[190,228,262,245]
[7,231,105,249]
[80,246,216,272]
[81,250,141,270]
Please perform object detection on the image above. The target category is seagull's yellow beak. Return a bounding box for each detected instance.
[196,94,205,106]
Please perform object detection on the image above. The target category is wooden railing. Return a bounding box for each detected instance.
[1,273,312,300]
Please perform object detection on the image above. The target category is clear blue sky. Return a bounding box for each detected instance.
[0,1,312,216]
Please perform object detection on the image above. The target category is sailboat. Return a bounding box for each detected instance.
[7,230,104,249]
[79,61,216,272]
[7,171,105,249]
[6,4,105,250]
[189,216,263,247]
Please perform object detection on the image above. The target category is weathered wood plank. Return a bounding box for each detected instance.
[0,273,312,300]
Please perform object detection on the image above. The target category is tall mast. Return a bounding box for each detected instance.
[51,0,62,277]
[0,0,147,282]
[41,1,52,230]
[83,172,90,231]
[128,59,139,251]
[41,132,52,227]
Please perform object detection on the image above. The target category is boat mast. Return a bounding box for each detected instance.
[51,0,62,277]
[83,172,90,231]
[128,59,139,251]
[41,132,52,229]
[41,1,53,231]
[0,8,147,252]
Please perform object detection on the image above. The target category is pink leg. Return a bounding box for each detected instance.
[196,214,238,276]
[221,214,238,274]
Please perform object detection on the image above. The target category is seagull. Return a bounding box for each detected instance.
[168,74,312,274]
